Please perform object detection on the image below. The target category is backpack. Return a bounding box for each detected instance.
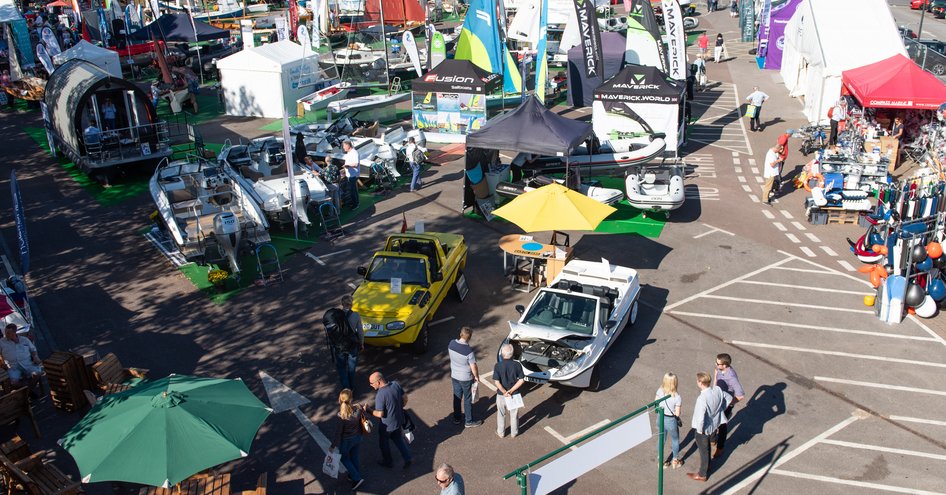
[323,308,359,353]
[411,146,425,164]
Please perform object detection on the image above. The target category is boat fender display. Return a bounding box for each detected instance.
[905,282,926,307]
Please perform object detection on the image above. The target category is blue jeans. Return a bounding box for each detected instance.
[378,426,412,465]
[452,378,474,424]
[658,415,680,461]
[334,350,358,392]
[338,435,362,481]
[410,162,421,190]
[346,176,360,208]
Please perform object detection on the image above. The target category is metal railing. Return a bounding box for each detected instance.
[903,37,946,82]
[84,121,172,164]
[503,395,670,494]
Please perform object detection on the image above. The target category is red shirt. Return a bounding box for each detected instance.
[778,133,790,161]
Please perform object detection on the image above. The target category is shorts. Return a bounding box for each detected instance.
[8,362,42,382]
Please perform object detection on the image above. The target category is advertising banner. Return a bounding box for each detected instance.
[629,0,665,72]
[740,0,755,42]
[10,171,29,274]
[275,16,288,42]
[572,0,603,78]
[763,0,802,70]
[241,20,255,50]
[412,92,487,135]
[289,0,299,39]
[661,0,686,80]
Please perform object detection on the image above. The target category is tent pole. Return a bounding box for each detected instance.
[378,0,391,95]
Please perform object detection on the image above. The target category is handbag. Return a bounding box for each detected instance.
[358,406,372,435]
[745,104,758,119]
[664,404,683,428]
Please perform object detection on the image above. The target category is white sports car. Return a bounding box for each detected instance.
[498,259,641,389]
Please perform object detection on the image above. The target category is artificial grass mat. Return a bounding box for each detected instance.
[463,175,667,238]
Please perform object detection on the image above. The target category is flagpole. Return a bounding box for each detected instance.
[378,0,391,94]
[283,111,299,239]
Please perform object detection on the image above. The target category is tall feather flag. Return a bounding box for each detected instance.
[282,111,300,239]
[534,0,548,103]
[455,0,521,94]
[629,0,666,72]
[661,0,687,80]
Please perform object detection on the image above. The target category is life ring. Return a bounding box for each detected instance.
[803,172,824,192]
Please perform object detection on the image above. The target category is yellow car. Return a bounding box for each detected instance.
[352,232,468,353]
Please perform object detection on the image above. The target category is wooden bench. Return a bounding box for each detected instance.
[239,474,266,495]
[0,435,30,463]
[0,451,81,495]
[0,388,40,438]
[91,354,147,391]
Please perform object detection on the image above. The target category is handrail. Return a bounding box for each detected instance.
[503,395,670,491]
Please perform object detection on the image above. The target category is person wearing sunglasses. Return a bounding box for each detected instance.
[435,463,464,495]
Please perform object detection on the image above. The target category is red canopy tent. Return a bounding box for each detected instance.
[842,54,946,110]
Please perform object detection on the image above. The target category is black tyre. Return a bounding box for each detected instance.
[411,322,429,354]
[587,366,601,392]
[629,298,640,326]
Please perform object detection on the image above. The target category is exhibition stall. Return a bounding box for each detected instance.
[779,0,905,123]
[217,40,324,119]
[592,64,685,154]
[566,32,627,108]
[411,59,502,142]
[53,40,123,78]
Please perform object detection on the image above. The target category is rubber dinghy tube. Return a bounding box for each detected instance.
[847,234,885,263]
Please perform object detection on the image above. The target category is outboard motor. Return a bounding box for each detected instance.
[293,179,312,225]
[213,212,242,274]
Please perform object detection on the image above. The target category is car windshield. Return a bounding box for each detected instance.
[366,256,428,285]
[522,291,597,335]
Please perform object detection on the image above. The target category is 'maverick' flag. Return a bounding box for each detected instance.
[661,0,686,80]
[455,0,521,93]
[629,0,665,72]
[572,0,602,78]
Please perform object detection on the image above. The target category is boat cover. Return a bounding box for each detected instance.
[129,13,230,42]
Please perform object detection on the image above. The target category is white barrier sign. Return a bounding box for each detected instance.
[529,413,652,495]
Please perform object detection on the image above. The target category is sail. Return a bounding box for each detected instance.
[624,17,662,69]
[508,0,539,45]
[364,0,425,25]
[455,0,521,93]
[534,0,548,103]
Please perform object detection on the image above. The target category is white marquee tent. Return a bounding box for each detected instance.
[217,40,322,118]
[779,0,905,123]
[53,40,123,78]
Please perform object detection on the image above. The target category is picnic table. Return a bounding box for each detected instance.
[138,473,231,495]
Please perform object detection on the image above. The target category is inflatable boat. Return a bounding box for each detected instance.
[523,137,667,175]
[625,164,685,217]
[496,175,625,206]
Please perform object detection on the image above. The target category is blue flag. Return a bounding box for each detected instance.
[10,171,29,274]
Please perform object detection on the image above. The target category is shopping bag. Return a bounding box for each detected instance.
[471,381,479,401]
[322,451,341,479]
[745,105,758,119]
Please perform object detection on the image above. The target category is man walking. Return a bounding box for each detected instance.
[761,143,784,205]
[331,295,364,391]
[448,327,482,428]
[365,372,413,468]
[405,137,427,192]
[435,463,465,495]
[697,32,709,60]
[687,372,732,482]
[745,86,769,132]
[342,140,360,209]
[493,343,525,438]
[713,353,745,459]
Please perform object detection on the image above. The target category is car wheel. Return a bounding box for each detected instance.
[587,366,601,392]
[933,64,946,76]
[411,322,429,354]
[629,298,639,326]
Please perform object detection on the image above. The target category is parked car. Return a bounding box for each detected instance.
[931,0,946,18]
[918,38,946,56]
[352,232,468,354]
[912,0,929,10]
[497,259,641,390]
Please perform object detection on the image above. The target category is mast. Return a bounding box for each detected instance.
[378,0,391,93]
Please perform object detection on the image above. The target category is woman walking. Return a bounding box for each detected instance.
[656,373,684,469]
[714,33,725,63]
[730,0,738,17]
[331,389,366,490]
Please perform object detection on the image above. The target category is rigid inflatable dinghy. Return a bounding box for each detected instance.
[625,164,685,217]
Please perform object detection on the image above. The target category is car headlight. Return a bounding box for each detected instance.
[553,357,584,378]
[386,321,406,331]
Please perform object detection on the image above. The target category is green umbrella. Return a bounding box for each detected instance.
[60,374,272,487]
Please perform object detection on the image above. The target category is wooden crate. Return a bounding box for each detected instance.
[808,207,862,225]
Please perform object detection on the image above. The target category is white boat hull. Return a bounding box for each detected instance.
[299,82,352,111]
[625,164,685,213]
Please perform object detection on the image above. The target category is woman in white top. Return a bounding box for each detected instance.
[656,372,684,469]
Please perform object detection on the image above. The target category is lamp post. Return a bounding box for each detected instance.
[919,2,927,40]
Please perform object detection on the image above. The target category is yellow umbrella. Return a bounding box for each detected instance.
[492,183,616,232]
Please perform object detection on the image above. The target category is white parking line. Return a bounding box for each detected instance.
[700,294,875,314]
[478,372,498,392]
[791,221,807,231]
[429,316,456,327]
[800,246,817,257]
[761,209,775,219]
[731,342,946,369]
[750,167,760,175]
[748,194,761,203]
[773,222,787,231]
[734,166,743,173]
[768,470,946,495]
[779,210,794,219]
[738,280,872,295]
[693,223,735,238]
[820,246,839,257]
[771,266,835,275]
[543,426,571,449]
[814,377,946,396]
[819,439,946,461]
[889,415,946,427]
[837,260,857,272]
[741,185,752,192]
[785,233,800,243]
[664,257,794,311]
[305,252,326,266]
[347,282,358,290]
[804,233,821,243]
[544,419,612,451]
[754,176,764,184]
[721,416,862,494]
[673,312,931,341]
